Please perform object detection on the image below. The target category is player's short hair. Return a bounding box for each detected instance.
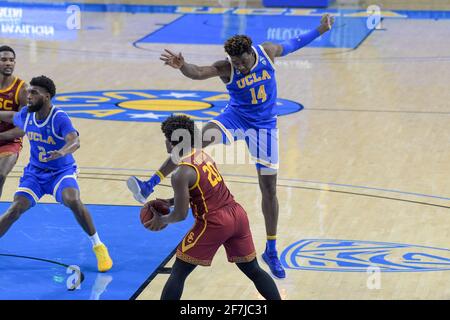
[30,75,56,98]
[0,45,16,58]
[224,35,253,57]
[161,115,198,147]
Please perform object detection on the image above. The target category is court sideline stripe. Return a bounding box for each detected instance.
[10,167,450,201]
[5,173,449,210]
[129,247,177,300]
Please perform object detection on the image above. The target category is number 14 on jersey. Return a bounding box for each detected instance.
[250,85,267,105]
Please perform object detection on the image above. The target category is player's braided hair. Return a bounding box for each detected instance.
[224,35,253,57]
[30,75,56,98]
[161,115,198,147]
[0,45,15,58]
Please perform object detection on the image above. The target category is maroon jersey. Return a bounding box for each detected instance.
[177,149,256,266]
[0,77,25,146]
[179,150,235,217]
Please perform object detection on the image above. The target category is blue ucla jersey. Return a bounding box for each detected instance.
[225,45,277,122]
[13,106,77,170]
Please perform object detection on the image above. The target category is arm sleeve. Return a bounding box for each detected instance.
[12,108,28,130]
[280,29,321,57]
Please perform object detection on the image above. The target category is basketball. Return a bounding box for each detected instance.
[140,199,171,227]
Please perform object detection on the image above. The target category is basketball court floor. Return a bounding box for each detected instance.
[0,0,449,300]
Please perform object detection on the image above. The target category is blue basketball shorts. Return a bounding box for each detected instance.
[209,106,279,171]
[15,164,80,207]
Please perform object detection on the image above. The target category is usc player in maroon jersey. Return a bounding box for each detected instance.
[0,46,27,200]
[145,115,281,300]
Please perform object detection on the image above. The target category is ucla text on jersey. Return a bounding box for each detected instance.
[13,106,78,170]
[226,45,277,122]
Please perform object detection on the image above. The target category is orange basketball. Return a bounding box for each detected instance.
[140,199,171,227]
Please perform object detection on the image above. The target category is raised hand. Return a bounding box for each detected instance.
[160,49,185,69]
[320,13,335,31]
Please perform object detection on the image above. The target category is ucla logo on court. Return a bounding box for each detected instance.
[281,239,450,272]
[53,90,303,122]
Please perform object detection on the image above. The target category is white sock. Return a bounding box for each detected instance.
[89,232,102,246]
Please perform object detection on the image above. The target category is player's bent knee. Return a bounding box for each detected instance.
[61,187,81,208]
[62,197,81,209]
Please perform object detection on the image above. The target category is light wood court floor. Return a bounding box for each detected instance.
[2,0,449,299]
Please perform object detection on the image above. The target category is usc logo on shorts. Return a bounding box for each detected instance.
[182,219,208,252]
[186,232,195,244]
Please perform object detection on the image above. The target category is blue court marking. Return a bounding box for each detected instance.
[281,239,450,272]
[137,14,373,49]
[0,202,194,300]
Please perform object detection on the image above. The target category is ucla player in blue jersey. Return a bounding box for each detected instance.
[0,76,113,272]
[128,14,334,278]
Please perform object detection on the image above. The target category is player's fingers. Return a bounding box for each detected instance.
[165,49,177,56]
[145,221,156,230]
[161,53,172,59]
[149,206,158,214]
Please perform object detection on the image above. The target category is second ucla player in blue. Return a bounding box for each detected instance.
[0,76,113,273]
[128,14,334,278]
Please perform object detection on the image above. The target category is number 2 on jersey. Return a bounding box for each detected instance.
[250,84,267,104]
[38,146,48,162]
[202,162,222,187]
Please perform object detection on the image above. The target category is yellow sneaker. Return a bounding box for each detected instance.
[93,243,113,272]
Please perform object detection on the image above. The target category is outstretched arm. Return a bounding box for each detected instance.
[0,126,25,141]
[45,132,80,161]
[160,49,231,80]
[262,13,335,62]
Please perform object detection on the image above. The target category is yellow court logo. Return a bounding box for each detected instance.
[53,89,302,122]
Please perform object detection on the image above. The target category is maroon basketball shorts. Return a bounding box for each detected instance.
[176,202,256,266]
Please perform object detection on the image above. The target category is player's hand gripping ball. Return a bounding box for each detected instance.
[140,199,170,231]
